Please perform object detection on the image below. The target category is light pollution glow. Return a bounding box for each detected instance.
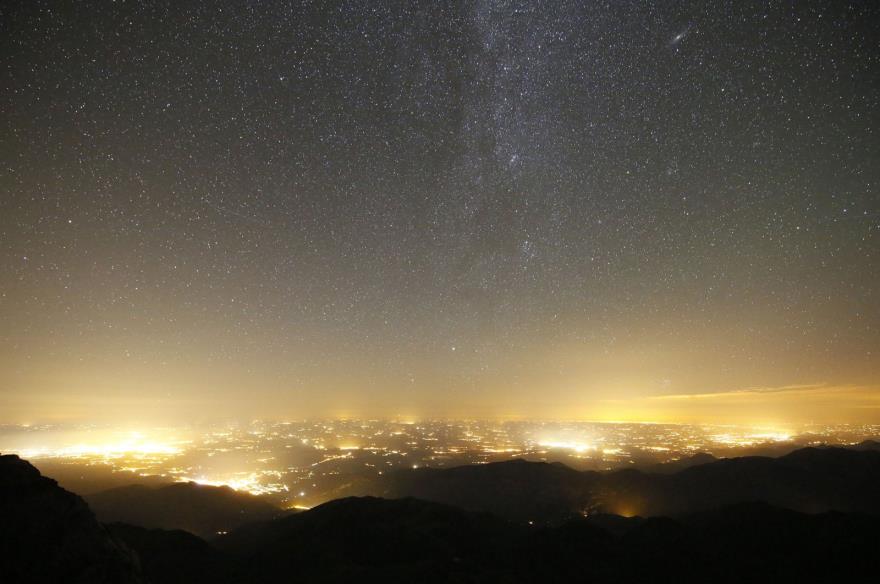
[17,431,184,460]
[5,382,880,429]
[5,419,872,501]
[176,473,289,497]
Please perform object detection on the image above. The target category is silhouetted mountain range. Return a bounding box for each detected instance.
[216,496,518,583]
[382,458,595,523]
[105,523,231,584]
[852,439,880,451]
[86,482,285,539]
[122,495,880,584]
[4,445,880,583]
[372,445,880,521]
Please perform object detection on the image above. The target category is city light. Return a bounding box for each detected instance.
[2,420,874,509]
[538,441,594,453]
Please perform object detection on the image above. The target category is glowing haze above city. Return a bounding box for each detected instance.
[1,0,878,498]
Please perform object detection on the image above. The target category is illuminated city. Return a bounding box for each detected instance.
[3,420,877,508]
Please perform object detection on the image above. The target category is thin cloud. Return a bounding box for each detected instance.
[650,383,865,401]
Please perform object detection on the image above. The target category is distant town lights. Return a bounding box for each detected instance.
[538,440,594,453]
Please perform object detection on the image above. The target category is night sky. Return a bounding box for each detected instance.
[2,1,878,424]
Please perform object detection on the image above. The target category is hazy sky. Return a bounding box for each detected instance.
[2,1,878,425]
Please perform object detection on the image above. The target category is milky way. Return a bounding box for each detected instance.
[1,1,878,422]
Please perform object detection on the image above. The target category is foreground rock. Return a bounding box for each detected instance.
[0,454,144,584]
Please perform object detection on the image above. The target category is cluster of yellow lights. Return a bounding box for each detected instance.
[177,473,288,496]
[538,440,594,453]
[19,437,181,460]
[710,431,792,446]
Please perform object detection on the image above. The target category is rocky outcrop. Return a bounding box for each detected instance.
[0,454,144,584]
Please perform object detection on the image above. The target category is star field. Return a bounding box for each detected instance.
[1,1,878,422]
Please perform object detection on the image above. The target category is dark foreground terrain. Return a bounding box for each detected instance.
[3,446,880,583]
[86,482,285,539]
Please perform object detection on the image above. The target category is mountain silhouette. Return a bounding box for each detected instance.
[207,495,880,584]
[5,446,880,583]
[0,454,143,584]
[86,482,285,539]
[380,458,600,522]
[631,445,880,515]
[613,501,880,583]
[852,439,880,451]
[371,445,880,521]
[215,496,519,583]
[106,523,232,584]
